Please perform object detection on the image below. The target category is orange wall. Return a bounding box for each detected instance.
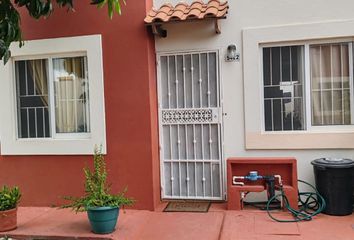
[0,1,160,210]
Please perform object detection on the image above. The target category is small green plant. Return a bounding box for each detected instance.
[0,186,21,211]
[61,146,134,212]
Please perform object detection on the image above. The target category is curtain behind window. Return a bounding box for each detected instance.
[310,43,351,125]
[29,59,48,106]
[53,57,90,133]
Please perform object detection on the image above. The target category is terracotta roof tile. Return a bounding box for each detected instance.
[204,6,219,16]
[144,0,229,24]
[175,2,190,11]
[171,9,185,19]
[190,1,204,9]
[188,8,203,19]
[216,7,228,18]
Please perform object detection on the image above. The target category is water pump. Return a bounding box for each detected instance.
[232,171,283,209]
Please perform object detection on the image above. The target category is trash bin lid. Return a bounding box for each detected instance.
[311,158,354,168]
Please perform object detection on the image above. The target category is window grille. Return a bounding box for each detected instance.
[263,46,305,131]
[15,59,50,138]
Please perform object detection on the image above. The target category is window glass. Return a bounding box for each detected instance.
[53,57,90,133]
[15,56,90,139]
[263,46,305,131]
[15,59,50,138]
[310,43,351,125]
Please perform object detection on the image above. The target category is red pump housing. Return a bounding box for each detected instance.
[227,157,298,210]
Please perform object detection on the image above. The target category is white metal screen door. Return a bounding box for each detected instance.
[157,51,223,200]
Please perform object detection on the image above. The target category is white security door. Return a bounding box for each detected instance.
[158,51,224,200]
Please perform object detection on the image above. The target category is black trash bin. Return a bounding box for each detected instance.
[311,158,354,216]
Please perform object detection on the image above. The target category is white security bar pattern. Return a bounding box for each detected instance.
[158,52,223,200]
[161,108,219,124]
[263,46,306,131]
[15,59,51,138]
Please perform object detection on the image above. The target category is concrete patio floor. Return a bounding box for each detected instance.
[1,204,353,240]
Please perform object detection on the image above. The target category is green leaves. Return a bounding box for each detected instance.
[56,0,74,9]
[16,0,53,19]
[0,0,125,65]
[0,186,21,211]
[90,0,126,19]
[61,146,134,213]
[0,0,22,64]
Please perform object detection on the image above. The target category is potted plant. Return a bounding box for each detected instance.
[0,186,21,232]
[62,147,134,234]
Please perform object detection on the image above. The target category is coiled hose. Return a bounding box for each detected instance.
[266,179,326,222]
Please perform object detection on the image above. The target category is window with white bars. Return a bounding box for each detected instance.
[263,46,305,131]
[15,59,51,138]
[262,41,354,132]
[15,55,90,139]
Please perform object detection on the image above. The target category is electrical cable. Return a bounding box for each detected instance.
[266,179,326,222]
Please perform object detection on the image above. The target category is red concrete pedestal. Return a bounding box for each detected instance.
[227,157,298,210]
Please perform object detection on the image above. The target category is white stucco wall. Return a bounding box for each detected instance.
[152,0,354,191]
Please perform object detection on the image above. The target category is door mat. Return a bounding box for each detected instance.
[163,201,211,212]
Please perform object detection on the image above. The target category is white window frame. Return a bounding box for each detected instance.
[261,40,354,133]
[243,19,354,149]
[0,35,106,155]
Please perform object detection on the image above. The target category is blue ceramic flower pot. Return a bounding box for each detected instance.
[87,206,119,234]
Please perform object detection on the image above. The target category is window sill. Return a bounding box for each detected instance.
[246,131,354,149]
[0,138,106,155]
